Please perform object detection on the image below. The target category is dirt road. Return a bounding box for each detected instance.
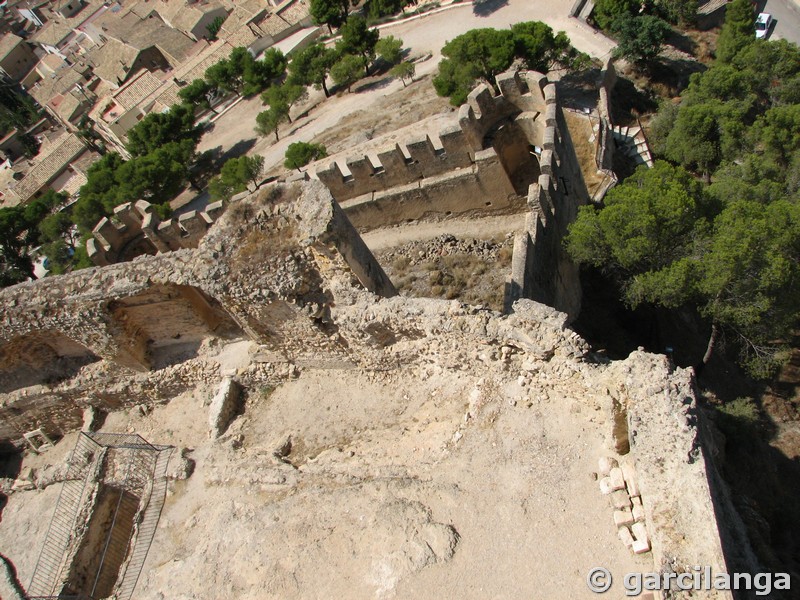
[197,0,615,174]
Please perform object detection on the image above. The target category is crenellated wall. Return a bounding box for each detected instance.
[87,200,226,266]
[502,71,589,321]
[313,70,557,230]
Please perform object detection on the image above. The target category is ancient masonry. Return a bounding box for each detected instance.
[0,71,749,599]
[87,200,227,266]
[89,69,589,319]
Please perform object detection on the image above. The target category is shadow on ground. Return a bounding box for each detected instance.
[473,0,509,16]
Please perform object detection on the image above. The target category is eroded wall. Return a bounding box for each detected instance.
[0,181,394,446]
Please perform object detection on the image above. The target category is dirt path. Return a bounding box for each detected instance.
[362,212,527,250]
[197,0,616,176]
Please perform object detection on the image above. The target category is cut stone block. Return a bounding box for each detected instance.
[618,526,634,549]
[599,476,615,495]
[208,377,242,439]
[614,509,634,528]
[632,539,651,554]
[609,467,625,490]
[631,522,651,554]
[622,462,640,497]
[610,489,632,510]
[598,456,618,477]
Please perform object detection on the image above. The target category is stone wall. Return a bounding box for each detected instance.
[87,200,226,266]
[0,181,394,446]
[593,59,619,202]
[314,70,556,231]
[503,73,589,321]
[339,151,520,232]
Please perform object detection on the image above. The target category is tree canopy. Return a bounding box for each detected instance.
[209,155,265,200]
[331,54,367,92]
[375,35,404,66]
[715,0,756,63]
[566,161,799,376]
[261,83,308,123]
[288,42,339,97]
[206,15,225,40]
[284,142,328,171]
[204,47,287,97]
[0,189,65,286]
[366,0,408,20]
[337,15,380,75]
[178,79,217,113]
[310,0,353,30]
[433,23,588,105]
[255,102,290,141]
[125,104,201,158]
[611,14,672,69]
[592,0,639,30]
[390,60,416,86]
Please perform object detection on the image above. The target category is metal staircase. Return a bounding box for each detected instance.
[115,447,173,600]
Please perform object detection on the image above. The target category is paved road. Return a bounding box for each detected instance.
[761,0,800,44]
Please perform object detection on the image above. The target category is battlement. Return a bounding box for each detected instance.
[315,126,474,202]
[87,200,225,266]
[316,70,556,206]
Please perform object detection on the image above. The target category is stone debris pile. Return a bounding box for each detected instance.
[599,456,651,554]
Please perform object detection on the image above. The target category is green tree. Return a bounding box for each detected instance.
[73,153,126,231]
[125,104,201,157]
[115,141,195,204]
[331,54,367,92]
[433,28,516,105]
[205,56,240,92]
[592,0,639,30]
[366,0,408,20]
[650,0,697,26]
[375,35,404,66]
[647,100,679,156]
[511,22,584,72]
[337,15,380,75]
[261,83,308,123]
[288,43,339,97]
[209,155,266,200]
[242,48,288,96]
[38,211,76,247]
[206,15,226,40]
[255,103,290,141]
[567,161,800,376]
[731,39,800,105]
[390,60,416,86]
[179,79,218,114]
[284,142,328,171]
[310,0,352,31]
[433,24,585,105]
[611,14,672,69]
[665,103,725,182]
[0,207,34,285]
[40,239,74,275]
[566,162,710,278]
[715,0,755,63]
[753,104,800,169]
[0,189,64,285]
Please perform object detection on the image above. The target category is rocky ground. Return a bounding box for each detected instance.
[376,233,514,311]
[0,301,678,600]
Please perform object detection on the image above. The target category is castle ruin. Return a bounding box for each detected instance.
[0,70,757,600]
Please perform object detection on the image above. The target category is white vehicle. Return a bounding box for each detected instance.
[755,13,772,39]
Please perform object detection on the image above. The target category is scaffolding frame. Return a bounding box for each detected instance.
[26,432,173,600]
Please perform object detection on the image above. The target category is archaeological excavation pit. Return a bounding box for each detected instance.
[25,432,172,600]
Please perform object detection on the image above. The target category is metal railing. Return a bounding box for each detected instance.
[25,432,173,600]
